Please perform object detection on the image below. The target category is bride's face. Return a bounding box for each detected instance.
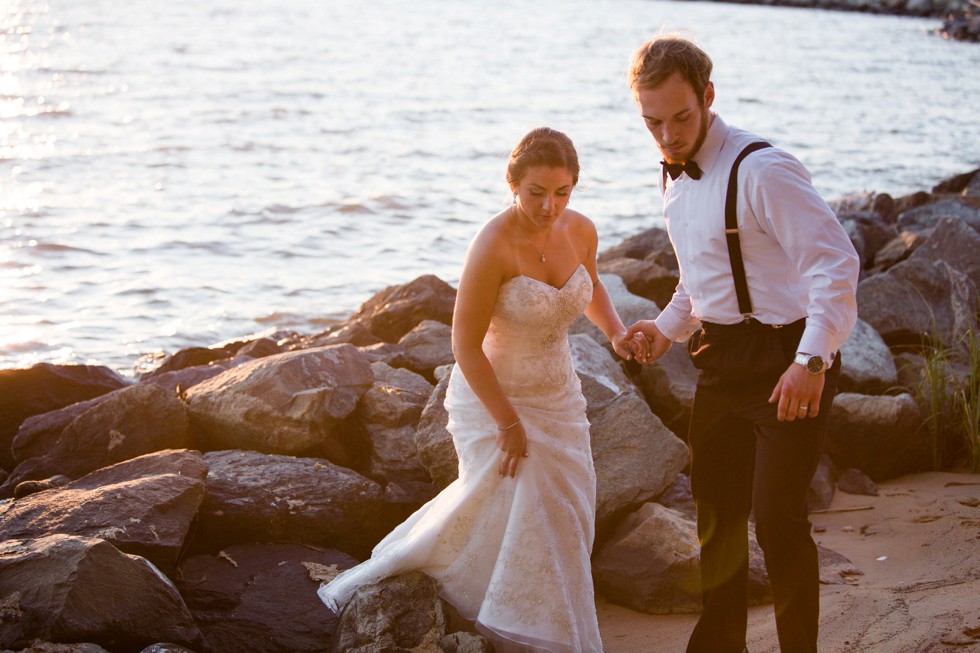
[513,166,574,231]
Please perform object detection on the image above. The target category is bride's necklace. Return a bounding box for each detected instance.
[514,205,553,263]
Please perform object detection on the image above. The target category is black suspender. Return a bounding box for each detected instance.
[725,141,771,319]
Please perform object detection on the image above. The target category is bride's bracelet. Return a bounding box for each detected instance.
[497,419,521,431]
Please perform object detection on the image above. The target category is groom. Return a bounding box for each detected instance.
[624,35,859,653]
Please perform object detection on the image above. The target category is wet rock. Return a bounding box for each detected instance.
[0,363,130,470]
[827,392,928,482]
[0,534,203,652]
[347,274,456,344]
[2,383,193,495]
[196,450,386,560]
[176,542,358,653]
[185,344,372,463]
[0,450,207,572]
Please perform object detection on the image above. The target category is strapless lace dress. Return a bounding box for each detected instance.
[318,264,602,653]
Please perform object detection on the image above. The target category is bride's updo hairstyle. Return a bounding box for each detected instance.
[506,127,580,191]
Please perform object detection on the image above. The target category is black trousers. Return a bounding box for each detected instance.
[684,319,840,653]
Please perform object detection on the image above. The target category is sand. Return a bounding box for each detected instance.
[597,470,980,653]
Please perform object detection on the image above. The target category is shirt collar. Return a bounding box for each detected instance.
[692,113,728,177]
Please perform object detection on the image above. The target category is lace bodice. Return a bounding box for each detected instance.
[483,264,593,398]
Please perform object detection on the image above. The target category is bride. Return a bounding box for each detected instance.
[318,127,643,652]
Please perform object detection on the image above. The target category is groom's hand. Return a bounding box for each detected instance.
[625,320,671,364]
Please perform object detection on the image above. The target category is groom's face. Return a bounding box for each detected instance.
[635,72,714,164]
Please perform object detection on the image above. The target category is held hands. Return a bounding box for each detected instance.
[496,420,528,478]
[769,363,824,421]
[623,320,672,365]
[611,329,650,361]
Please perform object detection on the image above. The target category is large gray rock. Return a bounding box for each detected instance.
[185,344,372,463]
[826,392,928,481]
[570,335,689,535]
[347,275,457,344]
[2,383,193,495]
[838,319,899,394]
[597,226,675,270]
[839,211,900,274]
[635,344,699,438]
[910,215,980,290]
[0,450,207,572]
[0,363,130,470]
[176,542,358,653]
[0,534,203,652]
[597,257,678,309]
[11,394,110,466]
[856,258,979,358]
[330,571,489,653]
[896,198,980,235]
[414,372,456,489]
[397,320,455,380]
[197,450,386,560]
[592,502,771,614]
[359,362,434,484]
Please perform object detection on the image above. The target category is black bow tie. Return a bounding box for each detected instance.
[662,159,703,181]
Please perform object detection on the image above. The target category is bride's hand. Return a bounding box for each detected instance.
[496,421,529,478]
[611,329,649,361]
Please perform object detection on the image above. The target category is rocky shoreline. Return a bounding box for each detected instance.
[0,168,979,652]
[705,0,980,41]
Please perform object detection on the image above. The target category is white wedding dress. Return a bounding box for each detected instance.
[318,263,603,653]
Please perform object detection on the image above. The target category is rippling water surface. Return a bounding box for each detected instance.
[2,0,978,373]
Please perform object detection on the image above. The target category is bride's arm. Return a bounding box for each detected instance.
[451,229,528,477]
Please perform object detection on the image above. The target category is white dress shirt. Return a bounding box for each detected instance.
[654,114,860,362]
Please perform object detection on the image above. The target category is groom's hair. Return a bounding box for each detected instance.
[628,34,713,105]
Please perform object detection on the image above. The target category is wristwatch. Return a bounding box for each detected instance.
[794,352,829,375]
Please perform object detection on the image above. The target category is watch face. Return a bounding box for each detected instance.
[807,356,825,374]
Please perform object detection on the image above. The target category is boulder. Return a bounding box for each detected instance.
[896,198,980,235]
[0,450,207,572]
[1,383,193,495]
[397,320,455,380]
[837,319,899,395]
[185,344,372,463]
[596,257,678,308]
[196,450,386,560]
[570,335,690,536]
[139,345,237,380]
[11,395,113,466]
[837,468,879,496]
[910,215,980,290]
[176,542,359,653]
[592,502,771,614]
[838,211,900,273]
[330,571,488,653]
[13,473,71,499]
[826,392,928,482]
[0,534,202,652]
[871,230,926,272]
[0,363,129,470]
[597,226,675,270]
[359,363,434,484]
[856,258,979,358]
[807,455,838,512]
[655,472,696,520]
[142,361,235,396]
[414,372,456,489]
[635,343,699,437]
[347,275,457,343]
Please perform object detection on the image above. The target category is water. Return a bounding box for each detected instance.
[2,0,978,375]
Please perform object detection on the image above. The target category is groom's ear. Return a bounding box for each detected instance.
[703,81,715,109]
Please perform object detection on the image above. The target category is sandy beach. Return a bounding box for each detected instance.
[597,470,980,653]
